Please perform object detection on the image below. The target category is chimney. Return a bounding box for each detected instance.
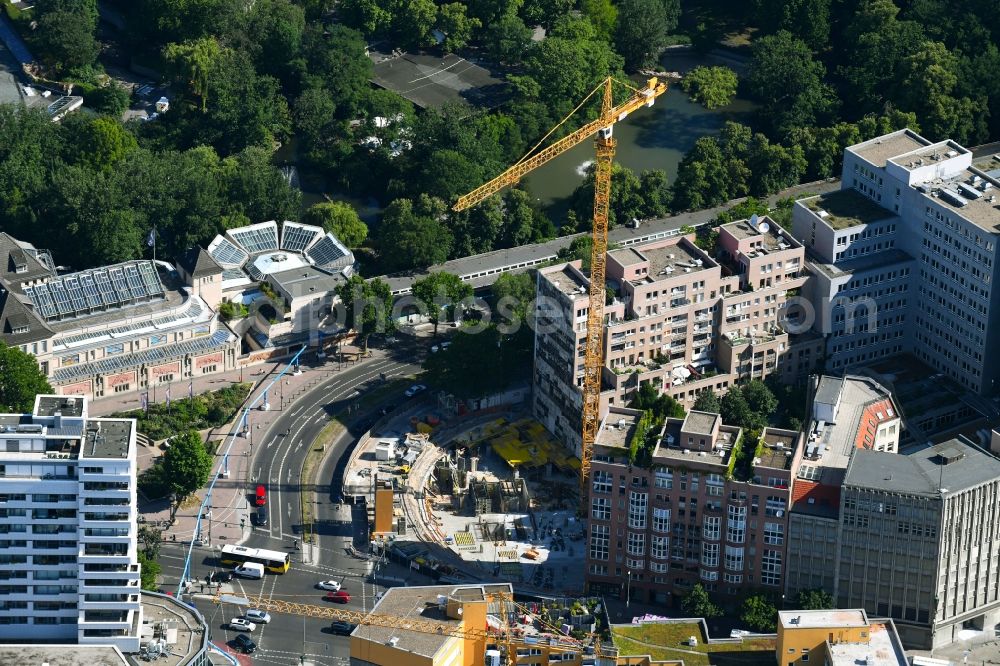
[53,411,62,429]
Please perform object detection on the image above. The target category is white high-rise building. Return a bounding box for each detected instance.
[0,395,141,651]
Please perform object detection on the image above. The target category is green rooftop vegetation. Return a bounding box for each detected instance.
[612,622,775,666]
[804,190,892,230]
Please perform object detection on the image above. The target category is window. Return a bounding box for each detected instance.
[592,497,610,521]
[104,344,124,356]
[593,470,612,494]
[727,504,746,543]
[626,532,645,556]
[761,549,782,586]
[149,334,167,347]
[654,468,673,489]
[723,573,742,584]
[765,496,785,516]
[651,536,669,560]
[652,507,671,533]
[61,354,80,367]
[628,492,648,529]
[724,546,744,571]
[764,522,784,545]
[701,542,719,567]
[589,524,609,560]
[703,516,721,541]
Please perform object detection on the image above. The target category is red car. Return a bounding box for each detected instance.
[325,590,351,603]
[254,485,267,507]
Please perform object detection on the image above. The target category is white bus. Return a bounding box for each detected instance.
[220,545,291,574]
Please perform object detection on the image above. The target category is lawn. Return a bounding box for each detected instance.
[612,622,775,666]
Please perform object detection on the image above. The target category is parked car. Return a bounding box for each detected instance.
[230,634,256,654]
[325,590,351,603]
[229,618,255,632]
[254,506,268,527]
[331,621,356,636]
[209,571,233,583]
[245,609,271,624]
[317,580,341,591]
[254,485,267,506]
[404,384,426,397]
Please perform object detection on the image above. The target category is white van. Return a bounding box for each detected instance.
[233,562,265,579]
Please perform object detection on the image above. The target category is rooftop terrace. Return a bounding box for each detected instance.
[826,622,907,666]
[758,429,798,470]
[545,263,590,297]
[655,420,738,465]
[801,189,896,230]
[597,410,640,450]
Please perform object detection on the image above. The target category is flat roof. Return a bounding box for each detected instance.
[921,169,1000,233]
[544,263,589,297]
[356,584,508,659]
[779,609,868,629]
[887,141,969,171]
[371,51,508,109]
[250,251,309,277]
[801,375,896,485]
[845,435,1000,497]
[35,395,85,417]
[807,248,913,281]
[801,190,897,230]
[826,622,907,666]
[682,410,718,435]
[0,646,127,666]
[597,410,640,449]
[638,242,709,282]
[973,154,1000,178]
[849,130,930,167]
[609,247,646,266]
[655,420,738,466]
[722,217,800,252]
[82,419,133,459]
[269,265,345,298]
[140,591,212,666]
[759,429,798,470]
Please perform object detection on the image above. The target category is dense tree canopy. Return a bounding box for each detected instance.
[0,343,54,413]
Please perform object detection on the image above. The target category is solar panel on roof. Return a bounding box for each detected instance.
[306,234,349,267]
[109,267,131,302]
[48,280,72,315]
[280,223,323,252]
[24,285,57,318]
[208,237,249,267]
[138,262,164,295]
[79,273,104,308]
[93,270,119,306]
[63,276,87,312]
[124,264,146,298]
[230,224,279,254]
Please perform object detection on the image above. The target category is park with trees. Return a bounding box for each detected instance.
[1,0,997,277]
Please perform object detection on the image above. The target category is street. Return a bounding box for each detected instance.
[154,340,425,664]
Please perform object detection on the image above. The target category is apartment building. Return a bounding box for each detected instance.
[837,437,1000,649]
[534,219,822,454]
[776,609,907,666]
[793,129,1000,393]
[784,375,900,596]
[0,395,141,651]
[585,406,800,602]
[0,232,239,400]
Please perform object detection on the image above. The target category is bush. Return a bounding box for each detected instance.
[112,383,251,441]
[87,84,131,117]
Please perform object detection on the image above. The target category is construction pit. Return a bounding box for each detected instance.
[427,417,587,594]
[346,410,587,594]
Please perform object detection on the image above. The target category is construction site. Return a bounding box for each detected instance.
[344,401,588,593]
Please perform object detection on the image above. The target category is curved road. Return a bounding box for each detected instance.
[158,342,425,665]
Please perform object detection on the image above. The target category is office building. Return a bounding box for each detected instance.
[0,232,239,399]
[585,406,800,601]
[534,218,822,453]
[776,609,907,666]
[793,129,1000,394]
[785,375,900,595]
[0,395,141,651]
[837,437,1000,648]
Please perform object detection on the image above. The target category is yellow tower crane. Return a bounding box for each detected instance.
[454,77,669,494]
[216,591,613,665]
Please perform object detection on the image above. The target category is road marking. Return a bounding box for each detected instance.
[286,502,291,517]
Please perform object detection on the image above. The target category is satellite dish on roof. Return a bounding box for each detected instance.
[758,221,770,233]
[749,213,758,227]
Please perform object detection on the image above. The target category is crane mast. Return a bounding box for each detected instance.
[453,77,668,496]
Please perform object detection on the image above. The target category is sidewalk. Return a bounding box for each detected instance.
[133,349,394,547]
